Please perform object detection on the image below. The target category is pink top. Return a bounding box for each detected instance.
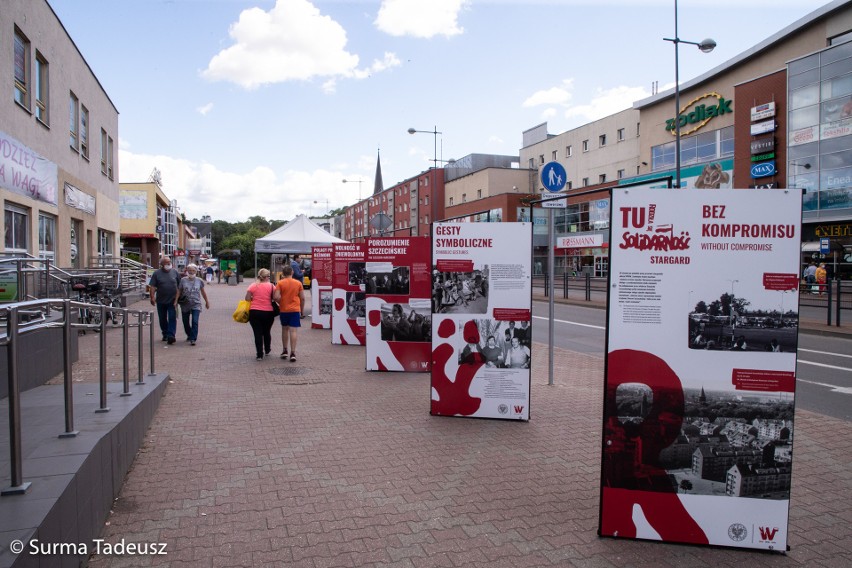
[247,281,275,311]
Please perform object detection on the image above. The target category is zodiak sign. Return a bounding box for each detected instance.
[665,92,733,136]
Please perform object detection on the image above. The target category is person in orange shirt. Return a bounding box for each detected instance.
[274,264,305,361]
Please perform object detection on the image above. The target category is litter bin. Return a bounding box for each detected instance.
[228,275,238,286]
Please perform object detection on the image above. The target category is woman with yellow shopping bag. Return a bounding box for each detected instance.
[244,268,277,360]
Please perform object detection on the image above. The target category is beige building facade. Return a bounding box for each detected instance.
[2,0,120,269]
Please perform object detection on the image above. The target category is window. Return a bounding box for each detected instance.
[599,174,607,184]
[449,197,454,206]
[567,145,573,157]
[423,196,428,205]
[528,158,534,168]
[599,135,606,147]
[567,181,573,190]
[80,105,89,159]
[14,28,31,109]
[617,169,625,179]
[539,154,545,165]
[35,51,48,124]
[4,205,29,252]
[462,193,467,203]
[582,177,589,187]
[108,135,115,179]
[98,229,114,256]
[582,140,589,152]
[69,92,79,151]
[101,129,108,174]
[38,214,56,259]
[617,128,625,142]
[477,189,482,199]
[552,150,557,161]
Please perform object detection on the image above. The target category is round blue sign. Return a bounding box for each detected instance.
[541,161,567,192]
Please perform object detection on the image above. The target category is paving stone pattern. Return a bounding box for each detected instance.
[61,281,851,567]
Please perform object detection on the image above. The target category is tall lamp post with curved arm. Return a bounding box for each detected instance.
[408,126,443,232]
[342,178,364,201]
[664,0,716,189]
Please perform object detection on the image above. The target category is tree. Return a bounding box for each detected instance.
[695,301,708,314]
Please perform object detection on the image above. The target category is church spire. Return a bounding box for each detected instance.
[373,148,384,196]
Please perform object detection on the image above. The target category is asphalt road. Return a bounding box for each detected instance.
[531,300,852,422]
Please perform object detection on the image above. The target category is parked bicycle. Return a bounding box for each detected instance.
[70,280,125,330]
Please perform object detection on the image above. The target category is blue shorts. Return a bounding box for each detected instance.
[279,312,301,327]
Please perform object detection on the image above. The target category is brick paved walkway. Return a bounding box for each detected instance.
[72,281,851,567]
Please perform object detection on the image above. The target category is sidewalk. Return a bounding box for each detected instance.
[71,281,852,567]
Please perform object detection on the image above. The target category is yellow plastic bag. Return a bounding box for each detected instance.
[232,299,250,323]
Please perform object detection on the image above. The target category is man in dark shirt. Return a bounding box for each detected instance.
[149,256,180,344]
[290,254,304,281]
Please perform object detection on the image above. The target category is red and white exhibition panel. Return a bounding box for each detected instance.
[600,187,800,551]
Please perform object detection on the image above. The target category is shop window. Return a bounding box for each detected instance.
[38,213,56,259]
[5,205,29,252]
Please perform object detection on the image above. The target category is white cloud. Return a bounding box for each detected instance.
[523,79,652,125]
[196,102,214,116]
[375,0,469,38]
[522,78,574,108]
[201,0,399,90]
[118,149,360,222]
[563,85,650,122]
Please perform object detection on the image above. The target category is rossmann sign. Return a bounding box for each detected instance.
[665,92,733,136]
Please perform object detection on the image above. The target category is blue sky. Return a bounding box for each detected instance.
[48,0,828,222]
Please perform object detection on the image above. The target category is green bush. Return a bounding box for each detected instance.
[243,269,256,279]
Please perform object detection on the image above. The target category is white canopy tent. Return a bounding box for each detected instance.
[254,214,347,273]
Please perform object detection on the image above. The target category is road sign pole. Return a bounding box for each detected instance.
[539,161,567,388]
[548,207,555,386]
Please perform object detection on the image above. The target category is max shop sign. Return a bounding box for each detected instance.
[665,92,733,136]
[750,136,774,154]
[751,161,776,178]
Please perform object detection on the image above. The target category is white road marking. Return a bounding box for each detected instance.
[798,348,852,360]
[797,360,852,372]
[532,315,605,330]
[797,377,852,394]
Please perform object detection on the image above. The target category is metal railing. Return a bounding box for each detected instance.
[0,254,123,304]
[799,279,851,327]
[1,298,157,496]
[89,256,151,295]
[533,273,608,303]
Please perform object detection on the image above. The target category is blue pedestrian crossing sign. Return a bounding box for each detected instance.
[541,161,567,192]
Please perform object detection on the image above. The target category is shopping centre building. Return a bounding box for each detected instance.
[521,0,852,279]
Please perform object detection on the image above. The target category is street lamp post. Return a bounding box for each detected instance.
[407,126,441,169]
[342,178,364,201]
[408,126,443,231]
[664,0,716,189]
